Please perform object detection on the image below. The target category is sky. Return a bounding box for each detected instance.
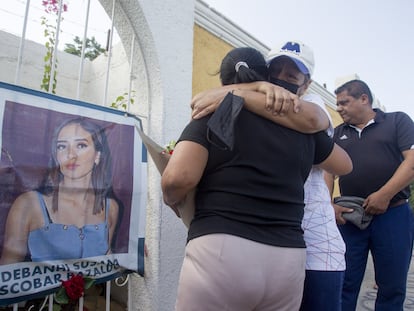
[1,0,413,119]
[0,0,118,53]
[203,0,414,119]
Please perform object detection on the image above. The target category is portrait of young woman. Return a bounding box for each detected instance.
[0,103,135,265]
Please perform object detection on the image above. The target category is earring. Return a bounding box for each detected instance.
[95,152,101,166]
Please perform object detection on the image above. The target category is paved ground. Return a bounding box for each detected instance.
[356,252,414,310]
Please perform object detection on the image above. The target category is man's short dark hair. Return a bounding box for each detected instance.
[334,79,373,105]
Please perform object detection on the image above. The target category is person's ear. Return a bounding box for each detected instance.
[304,78,312,90]
[360,94,370,105]
[298,78,312,96]
[95,151,101,165]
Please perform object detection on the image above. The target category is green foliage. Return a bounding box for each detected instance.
[110,91,136,111]
[54,287,70,305]
[64,36,106,61]
[40,16,58,94]
[164,140,176,154]
[410,181,414,208]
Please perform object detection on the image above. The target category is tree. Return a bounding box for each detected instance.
[64,36,106,61]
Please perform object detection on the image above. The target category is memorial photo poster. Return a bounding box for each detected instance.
[0,82,147,305]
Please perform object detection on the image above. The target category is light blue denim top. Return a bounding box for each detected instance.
[28,192,109,261]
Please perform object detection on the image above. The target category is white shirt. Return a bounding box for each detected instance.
[301,93,346,271]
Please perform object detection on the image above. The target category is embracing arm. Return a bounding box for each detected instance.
[320,144,354,225]
[234,88,329,133]
[318,143,353,176]
[161,140,208,215]
[0,193,33,265]
[324,172,335,199]
[191,81,329,133]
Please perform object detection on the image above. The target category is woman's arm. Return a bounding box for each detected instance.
[322,147,354,225]
[191,82,329,133]
[318,143,353,176]
[107,198,119,254]
[0,193,34,265]
[161,140,208,215]
[234,88,329,133]
[324,172,335,198]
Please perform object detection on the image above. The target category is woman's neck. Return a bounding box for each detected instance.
[60,175,93,193]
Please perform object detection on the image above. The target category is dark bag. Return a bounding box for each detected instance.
[206,92,244,151]
[334,196,373,230]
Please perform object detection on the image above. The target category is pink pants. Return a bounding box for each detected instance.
[175,234,306,311]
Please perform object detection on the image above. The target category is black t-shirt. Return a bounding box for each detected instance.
[179,108,334,248]
[334,109,414,204]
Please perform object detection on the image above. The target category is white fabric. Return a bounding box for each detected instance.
[301,93,346,271]
[302,93,334,137]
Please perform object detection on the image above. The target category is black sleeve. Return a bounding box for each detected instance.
[177,116,210,149]
[395,112,414,151]
[313,130,334,165]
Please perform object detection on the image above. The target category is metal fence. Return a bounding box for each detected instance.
[2,0,138,309]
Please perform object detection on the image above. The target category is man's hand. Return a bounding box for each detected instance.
[363,191,390,215]
[333,203,354,225]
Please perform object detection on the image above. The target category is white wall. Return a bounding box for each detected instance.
[96,1,195,310]
[0,0,195,310]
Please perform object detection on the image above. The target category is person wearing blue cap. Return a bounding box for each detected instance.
[191,40,350,311]
[267,41,348,311]
[192,42,329,134]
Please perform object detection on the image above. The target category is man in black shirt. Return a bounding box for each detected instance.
[326,79,414,311]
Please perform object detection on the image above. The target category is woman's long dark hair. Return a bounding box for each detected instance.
[39,117,113,214]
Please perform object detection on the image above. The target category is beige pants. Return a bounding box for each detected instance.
[175,234,306,311]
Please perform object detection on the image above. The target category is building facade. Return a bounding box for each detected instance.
[0,0,344,309]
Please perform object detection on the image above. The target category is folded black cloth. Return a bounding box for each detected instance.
[334,196,373,230]
[207,92,244,151]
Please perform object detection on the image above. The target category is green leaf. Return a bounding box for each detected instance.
[84,277,95,290]
[54,287,69,304]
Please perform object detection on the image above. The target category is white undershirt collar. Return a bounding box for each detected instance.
[349,119,375,138]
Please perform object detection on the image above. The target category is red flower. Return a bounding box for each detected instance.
[41,0,68,14]
[61,274,85,301]
[164,140,176,155]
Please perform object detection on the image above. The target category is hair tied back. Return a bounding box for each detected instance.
[235,61,249,73]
